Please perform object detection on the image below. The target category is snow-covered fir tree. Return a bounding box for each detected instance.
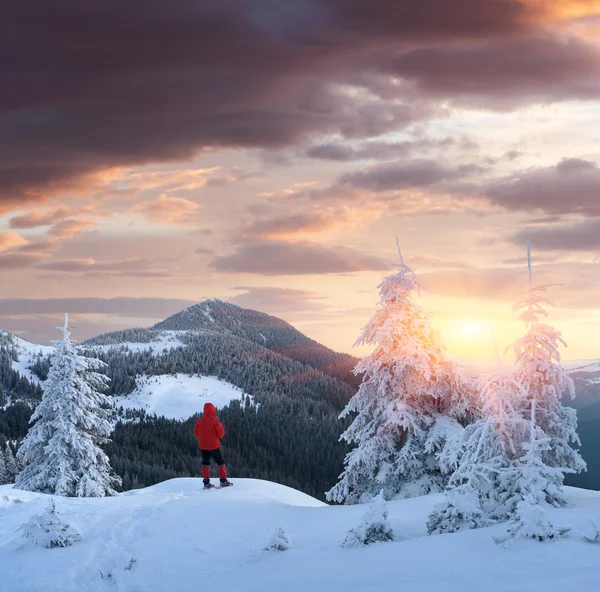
[15,314,121,497]
[497,242,584,541]
[507,242,585,479]
[4,443,18,483]
[429,370,528,533]
[0,445,7,485]
[327,241,473,504]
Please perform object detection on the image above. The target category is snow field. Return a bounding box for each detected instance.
[112,374,250,420]
[87,331,187,355]
[1,480,600,592]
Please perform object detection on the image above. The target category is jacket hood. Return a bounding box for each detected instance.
[203,402,216,417]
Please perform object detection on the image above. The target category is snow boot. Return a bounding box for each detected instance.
[203,479,213,489]
[219,479,232,488]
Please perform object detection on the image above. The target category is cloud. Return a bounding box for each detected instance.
[0,297,196,318]
[132,196,202,224]
[228,286,326,313]
[420,261,600,309]
[1,0,571,206]
[513,218,600,251]
[35,257,196,279]
[304,137,462,162]
[482,158,600,216]
[211,240,390,275]
[339,159,469,191]
[242,207,378,239]
[9,207,74,229]
[375,35,600,109]
[0,232,28,251]
[0,253,43,268]
[47,218,97,240]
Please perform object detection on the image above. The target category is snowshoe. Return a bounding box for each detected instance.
[219,480,233,488]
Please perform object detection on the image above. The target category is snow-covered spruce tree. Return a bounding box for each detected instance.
[343,491,394,548]
[327,241,473,504]
[15,314,121,497]
[429,371,528,533]
[0,445,7,485]
[507,242,585,483]
[496,242,584,542]
[4,443,18,483]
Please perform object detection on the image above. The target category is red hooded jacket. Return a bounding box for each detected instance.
[194,403,225,451]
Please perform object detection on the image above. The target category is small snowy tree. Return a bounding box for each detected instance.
[265,524,291,551]
[343,491,394,548]
[327,241,473,504]
[20,500,82,548]
[15,314,121,497]
[427,483,484,535]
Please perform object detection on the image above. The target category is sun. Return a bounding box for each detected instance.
[455,320,487,341]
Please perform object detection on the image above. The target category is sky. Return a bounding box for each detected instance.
[2,1,600,363]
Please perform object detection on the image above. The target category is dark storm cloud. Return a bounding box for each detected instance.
[375,35,600,108]
[0,0,549,204]
[483,159,600,216]
[211,240,389,275]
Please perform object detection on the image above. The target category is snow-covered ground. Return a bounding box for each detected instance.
[1,479,599,592]
[88,331,186,354]
[564,360,600,373]
[112,374,250,420]
[4,332,54,385]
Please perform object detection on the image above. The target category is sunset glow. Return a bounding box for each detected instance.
[0,1,599,366]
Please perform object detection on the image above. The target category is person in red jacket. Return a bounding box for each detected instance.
[193,402,232,488]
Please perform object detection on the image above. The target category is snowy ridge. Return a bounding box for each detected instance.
[3,331,53,385]
[86,330,186,355]
[1,479,600,592]
[112,374,251,420]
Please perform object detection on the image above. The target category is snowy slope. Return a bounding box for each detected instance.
[86,330,186,355]
[112,374,250,420]
[3,332,53,384]
[1,479,600,592]
[564,360,600,372]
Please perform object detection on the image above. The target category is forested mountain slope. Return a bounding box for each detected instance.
[0,301,359,499]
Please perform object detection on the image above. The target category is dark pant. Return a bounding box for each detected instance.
[201,447,227,481]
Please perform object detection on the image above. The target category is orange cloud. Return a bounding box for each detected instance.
[9,207,74,229]
[531,0,600,21]
[244,207,381,240]
[0,232,28,251]
[132,195,203,224]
